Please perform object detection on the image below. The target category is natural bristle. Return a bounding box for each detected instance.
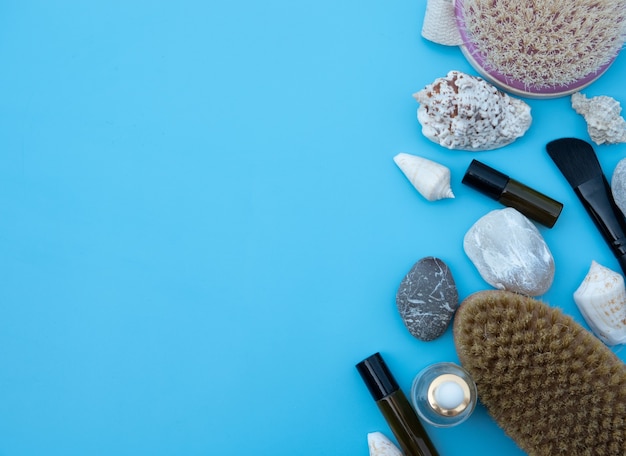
[459,0,626,89]
[546,138,602,188]
[454,290,626,456]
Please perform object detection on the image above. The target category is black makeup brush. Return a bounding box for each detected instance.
[546,138,626,275]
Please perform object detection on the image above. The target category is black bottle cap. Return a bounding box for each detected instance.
[356,352,399,401]
[462,159,509,200]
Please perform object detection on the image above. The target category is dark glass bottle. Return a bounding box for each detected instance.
[356,353,439,456]
[462,159,563,228]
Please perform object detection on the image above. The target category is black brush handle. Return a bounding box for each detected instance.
[575,175,626,274]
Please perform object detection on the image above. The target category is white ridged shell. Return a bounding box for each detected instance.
[571,92,626,145]
[413,71,532,151]
[367,432,403,456]
[393,152,454,201]
[421,0,463,46]
[573,261,626,346]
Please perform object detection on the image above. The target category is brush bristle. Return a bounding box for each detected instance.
[547,137,603,188]
[459,0,626,89]
[454,290,626,456]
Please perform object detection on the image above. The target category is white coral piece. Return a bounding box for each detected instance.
[571,92,626,145]
[413,71,532,151]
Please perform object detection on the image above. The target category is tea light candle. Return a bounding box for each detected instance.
[434,378,465,410]
[411,363,477,427]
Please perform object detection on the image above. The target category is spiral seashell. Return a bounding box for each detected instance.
[393,152,454,201]
[413,71,532,151]
[571,92,626,145]
[573,261,626,346]
[367,432,402,456]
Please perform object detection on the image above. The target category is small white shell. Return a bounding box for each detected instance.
[571,92,626,145]
[413,71,532,151]
[393,152,455,201]
[573,261,626,346]
[367,432,403,456]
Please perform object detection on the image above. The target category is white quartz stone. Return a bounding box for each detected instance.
[463,208,555,296]
[611,158,626,217]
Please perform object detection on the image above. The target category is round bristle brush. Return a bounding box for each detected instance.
[454,0,626,97]
[454,290,626,456]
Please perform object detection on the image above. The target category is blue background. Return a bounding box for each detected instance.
[1,1,625,455]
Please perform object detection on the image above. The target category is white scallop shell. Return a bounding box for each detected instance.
[393,152,455,201]
[573,261,626,346]
[413,71,532,151]
[367,432,403,456]
[571,92,626,145]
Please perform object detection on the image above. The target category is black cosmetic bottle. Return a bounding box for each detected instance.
[356,353,439,456]
[462,159,563,228]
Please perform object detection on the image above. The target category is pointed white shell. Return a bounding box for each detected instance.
[393,152,455,201]
[367,432,403,456]
[413,71,531,151]
[571,92,626,145]
[573,261,626,346]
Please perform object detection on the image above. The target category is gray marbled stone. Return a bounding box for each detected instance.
[396,257,459,341]
[463,208,554,296]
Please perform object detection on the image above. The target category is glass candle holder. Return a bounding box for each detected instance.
[410,362,477,427]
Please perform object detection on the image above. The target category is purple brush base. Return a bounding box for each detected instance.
[454,0,618,98]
